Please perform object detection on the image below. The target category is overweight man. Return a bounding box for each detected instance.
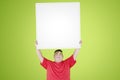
[35,41,82,80]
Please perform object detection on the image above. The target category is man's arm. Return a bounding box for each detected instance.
[73,40,82,60]
[35,41,44,63]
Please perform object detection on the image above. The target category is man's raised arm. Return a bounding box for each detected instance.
[73,40,82,60]
[35,41,43,63]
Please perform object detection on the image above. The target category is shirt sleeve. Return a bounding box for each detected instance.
[64,55,76,68]
[40,57,50,69]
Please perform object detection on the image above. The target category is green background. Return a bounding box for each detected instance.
[0,0,120,80]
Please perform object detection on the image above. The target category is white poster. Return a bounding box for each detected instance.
[36,2,81,49]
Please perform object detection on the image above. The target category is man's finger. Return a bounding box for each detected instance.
[79,40,82,44]
[36,40,38,45]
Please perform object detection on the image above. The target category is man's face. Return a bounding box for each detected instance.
[54,51,63,63]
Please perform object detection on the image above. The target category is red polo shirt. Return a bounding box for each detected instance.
[40,55,76,80]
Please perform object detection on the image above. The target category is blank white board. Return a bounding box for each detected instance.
[36,2,81,49]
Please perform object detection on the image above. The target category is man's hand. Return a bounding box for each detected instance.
[79,40,82,45]
[35,40,38,49]
[73,40,82,60]
[35,40,43,63]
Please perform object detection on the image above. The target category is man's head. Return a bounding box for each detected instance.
[54,49,63,63]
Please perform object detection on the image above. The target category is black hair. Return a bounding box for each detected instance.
[54,49,62,53]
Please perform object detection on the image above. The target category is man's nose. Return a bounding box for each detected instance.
[57,54,60,56]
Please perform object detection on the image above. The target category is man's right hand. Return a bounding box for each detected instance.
[35,40,44,63]
[35,40,38,49]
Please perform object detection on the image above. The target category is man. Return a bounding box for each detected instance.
[35,41,82,80]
